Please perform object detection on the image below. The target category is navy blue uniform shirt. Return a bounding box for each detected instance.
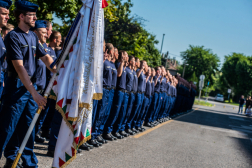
[115,62,126,90]
[132,70,138,93]
[55,49,62,58]
[137,69,146,92]
[0,36,6,71]
[5,27,47,77]
[145,78,152,97]
[110,62,117,87]
[125,66,134,92]
[103,59,112,88]
[151,79,155,95]
[160,77,167,92]
[45,45,57,79]
[35,43,47,89]
[167,82,171,95]
[153,75,161,92]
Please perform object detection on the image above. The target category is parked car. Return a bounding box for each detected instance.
[215,94,224,102]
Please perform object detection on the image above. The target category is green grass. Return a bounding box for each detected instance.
[194,100,213,107]
[223,100,239,106]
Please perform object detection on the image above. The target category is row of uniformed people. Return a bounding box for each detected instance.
[79,42,181,149]
[0,0,64,167]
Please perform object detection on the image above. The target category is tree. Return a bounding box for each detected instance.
[220,53,252,101]
[179,45,220,90]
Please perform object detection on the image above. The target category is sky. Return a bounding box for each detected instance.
[124,0,252,66]
[54,0,252,67]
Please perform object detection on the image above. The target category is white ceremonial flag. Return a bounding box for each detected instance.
[50,0,108,167]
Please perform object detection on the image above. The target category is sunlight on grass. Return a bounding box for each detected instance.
[194,100,213,107]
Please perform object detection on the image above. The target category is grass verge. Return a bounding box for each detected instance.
[194,100,213,107]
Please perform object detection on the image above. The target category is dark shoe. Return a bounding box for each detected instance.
[120,131,129,137]
[103,133,116,141]
[113,132,124,139]
[41,130,50,139]
[47,150,54,157]
[144,122,153,128]
[4,159,23,168]
[136,127,143,132]
[97,135,107,144]
[77,149,82,153]
[132,128,139,133]
[88,139,100,147]
[35,133,46,143]
[79,143,92,151]
[141,127,146,132]
[125,129,135,135]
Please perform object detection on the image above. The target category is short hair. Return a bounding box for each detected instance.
[49,30,61,42]
[118,50,126,60]
[105,43,114,54]
[128,55,135,62]
[135,57,139,61]
[13,9,28,24]
[2,23,14,31]
[155,66,160,71]
[44,20,51,28]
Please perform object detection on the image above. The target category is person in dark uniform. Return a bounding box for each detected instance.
[125,56,139,135]
[89,43,114,147]
[119,55,135,136]
[0,0,11,100]
[144,66,161,127]
[131,60,146,132]
[157,66,167,122]
[0,1,56,167]
[40,30,61,140]
[100,47,118,141]
[31,20,48,143]
[104,50,128,140]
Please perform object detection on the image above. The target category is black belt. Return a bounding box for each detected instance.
[2,69,6,72]
[111,86,116,90]
[154,91,159,94]
[145,95,151,98]
[103,86,111,90]
[118,89,127,93]
[8,71,36,83]
[137,91,144,94]
[131,91,137,94]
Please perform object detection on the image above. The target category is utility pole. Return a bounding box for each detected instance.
[160,34,165,54]
[182,62,188,78]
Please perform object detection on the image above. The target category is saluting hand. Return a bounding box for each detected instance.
[33,92,47,110]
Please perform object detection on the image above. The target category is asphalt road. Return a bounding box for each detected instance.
[1,102,252,168]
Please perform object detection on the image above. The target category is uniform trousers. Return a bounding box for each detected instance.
[123,92,135,131]
[132,93,144,129]
[0,77,38,167]
[145,92,159,123]
[157,92,167,119]
[48,109,62,151]
[104,90,125,134]
[162,95,171,118]
[135,95,150,128]
[113,92,129,133]
[152,93,163,122]
[98,88,115,135]
[91,88,110,140]
[0,71,5,99]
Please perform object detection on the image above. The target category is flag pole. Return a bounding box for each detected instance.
[11,12,82,168]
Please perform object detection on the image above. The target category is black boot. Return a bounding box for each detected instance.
[97,135,107,144]
[144,122,153,128]
[47,150,54,157]
[113,132,124,139]
[120,131,129,137]
[35,133,46,143]
[88,139,101,147]
[136,127,143,132]
[41,130,50,139]
[125,128,135,135]
[103,133,117,141]
[132,128,139,133]
[79,143,92,151]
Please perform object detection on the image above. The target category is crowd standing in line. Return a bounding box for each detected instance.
[0,0,197,167]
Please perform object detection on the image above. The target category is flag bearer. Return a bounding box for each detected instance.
[0,1,56,167]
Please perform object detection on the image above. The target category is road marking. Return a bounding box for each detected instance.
[229,116,245,121]
[133,108,199,139]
